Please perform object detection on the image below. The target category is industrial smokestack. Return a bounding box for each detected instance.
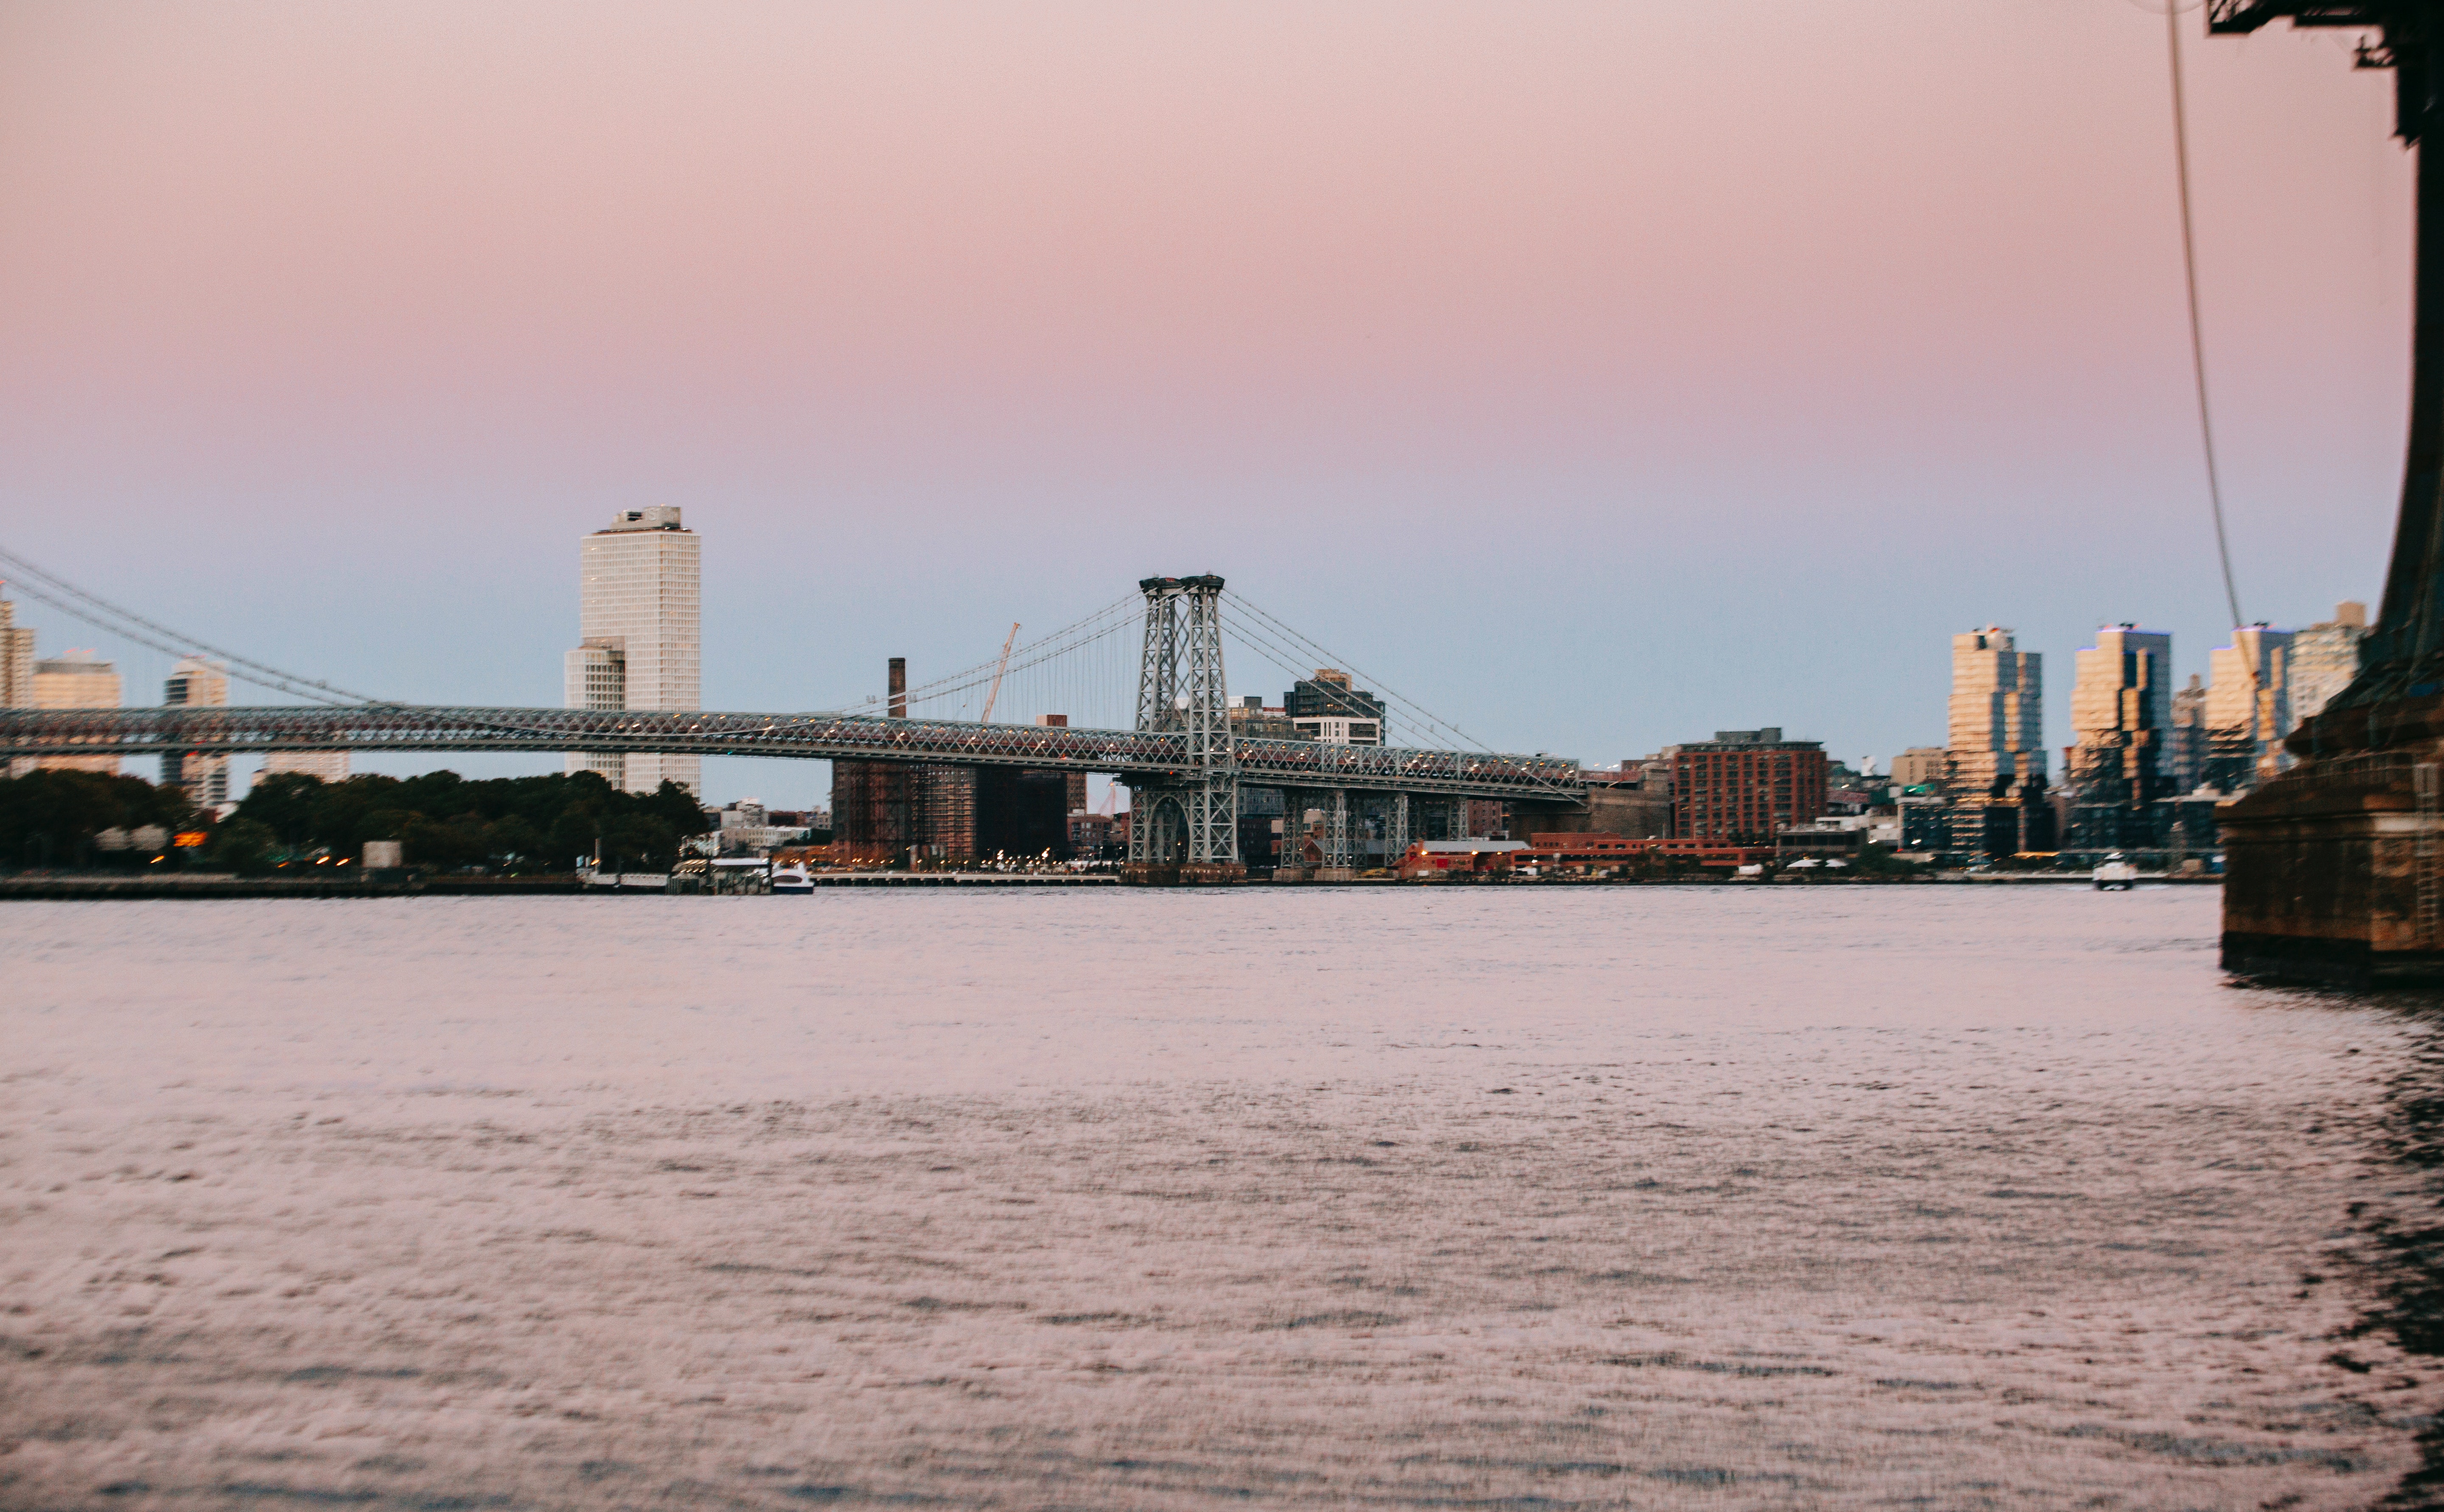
[888,657,907,719]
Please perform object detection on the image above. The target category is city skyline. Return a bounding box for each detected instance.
[0,563,2378,813]
[0,2,2412,806]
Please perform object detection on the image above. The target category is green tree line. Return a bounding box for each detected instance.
[0,767,709,875]
[0,769,199,870]
[235,770,709,873]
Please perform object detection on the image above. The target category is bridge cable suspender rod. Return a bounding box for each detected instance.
[0,542,384,706]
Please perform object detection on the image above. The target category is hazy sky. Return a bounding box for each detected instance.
[0,1,2416,804]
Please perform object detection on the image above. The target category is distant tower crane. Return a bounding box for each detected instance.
[978,622,1020,722]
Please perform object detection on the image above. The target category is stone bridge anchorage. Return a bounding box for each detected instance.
[0,574,1588,885]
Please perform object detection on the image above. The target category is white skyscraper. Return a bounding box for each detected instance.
[163,655,231,808]
[565,506,701,795]
[261,750,349,784]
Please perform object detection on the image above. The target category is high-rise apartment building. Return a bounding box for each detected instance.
[0,596,32,711]
[1945,627,2052,856]
[1671,728,1827,843]
[162,656,230,809]
[2204,625,2294,792]
[2169,674,2208,793]
[1286,670,1386,746]
[565,506,701,795]
[2,597,36,776]
[30,651,123,774]
[2290,600,2369,722]
[1947,627,2043,795]
[2067,625,2174,849]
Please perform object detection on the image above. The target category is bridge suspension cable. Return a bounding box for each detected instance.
[835,594,1142,719]
[1219,591,1582,802]
[0,542,385,706]
[2163,1,2248,634]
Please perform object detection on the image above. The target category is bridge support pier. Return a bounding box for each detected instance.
[1313,790,1354,881]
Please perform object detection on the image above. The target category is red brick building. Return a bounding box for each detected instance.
[1672,729,1828,843]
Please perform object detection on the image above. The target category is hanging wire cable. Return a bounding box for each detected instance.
[2165,2,2248,632]
[1219,607,1454,750]
[1220,593,1582,801]
[1227,592,1511,753]
[831,596,1139,717]
[0,542,384,704]
[1222,606,1472,752]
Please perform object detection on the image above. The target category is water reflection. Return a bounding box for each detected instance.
[5,890,2441,1507]
[2329,994,2444,1508]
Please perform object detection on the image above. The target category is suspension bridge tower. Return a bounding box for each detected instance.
[1122,575,1247,884]
[2217,3,2444,982]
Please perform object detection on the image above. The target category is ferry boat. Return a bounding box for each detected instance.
[771,865,815,894]
[2093,854,2138,892]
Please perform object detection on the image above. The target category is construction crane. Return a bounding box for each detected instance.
[977,622,1020,722]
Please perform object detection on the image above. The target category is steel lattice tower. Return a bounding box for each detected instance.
[1125,575,1242,876]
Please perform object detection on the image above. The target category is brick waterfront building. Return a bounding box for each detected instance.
[1671,728,1828,843]
[831,658,1073,862]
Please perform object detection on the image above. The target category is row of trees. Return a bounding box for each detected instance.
[0,767,710,875]
[234,770,710,873]
[0,769,204,870]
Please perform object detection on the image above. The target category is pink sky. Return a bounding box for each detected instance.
[0,2,2416,800]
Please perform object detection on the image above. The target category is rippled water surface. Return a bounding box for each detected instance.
[8,887,2444,1509]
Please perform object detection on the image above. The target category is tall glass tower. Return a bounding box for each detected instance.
[1947,627,2043,795]
[2068,624,2175,849]
[564,507,701,795]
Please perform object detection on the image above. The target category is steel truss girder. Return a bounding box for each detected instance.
[0,703,1579,801]
[0,712,1581,804]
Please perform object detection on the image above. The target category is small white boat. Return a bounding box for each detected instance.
[771,865,815,894]
[2093,854,2138,891]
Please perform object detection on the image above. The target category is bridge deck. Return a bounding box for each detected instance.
[0,706,1586,802]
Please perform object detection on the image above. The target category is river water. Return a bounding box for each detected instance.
[6,887,2444,1508]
